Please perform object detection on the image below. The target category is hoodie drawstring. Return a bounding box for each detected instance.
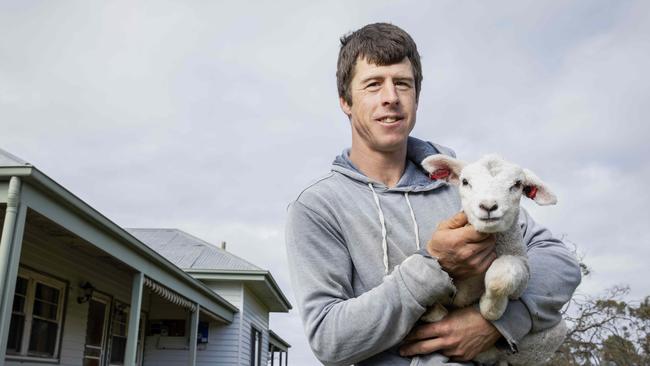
[368,184,422,275]
[368,183,389,275]
[404,192,421,250]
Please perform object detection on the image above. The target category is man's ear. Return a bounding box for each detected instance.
[339,96,352,117]
[522,168,557,205]
[421,155,466,185]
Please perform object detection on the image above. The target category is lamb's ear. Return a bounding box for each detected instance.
[421,155,466,185]
[523,168,557,205]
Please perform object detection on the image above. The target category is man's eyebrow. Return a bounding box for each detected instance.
[359,75,384,84]
[358,75,414,84]
[393,76,415,82]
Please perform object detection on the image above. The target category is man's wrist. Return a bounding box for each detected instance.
[416,247,436,259]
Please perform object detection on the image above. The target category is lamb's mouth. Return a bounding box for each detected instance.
[479,217,501,223]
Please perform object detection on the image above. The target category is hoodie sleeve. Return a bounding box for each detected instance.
[490,208,581,351]
[285,200,456,366]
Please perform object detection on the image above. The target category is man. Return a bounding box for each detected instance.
[285,23,580,365]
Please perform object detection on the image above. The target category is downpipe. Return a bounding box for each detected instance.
[0,177,22,294]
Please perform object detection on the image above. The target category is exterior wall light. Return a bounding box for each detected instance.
[77,281,95,304]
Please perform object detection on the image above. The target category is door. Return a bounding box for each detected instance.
[83,294,111,366]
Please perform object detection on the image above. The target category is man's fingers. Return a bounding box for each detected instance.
[438,212,467,230]
[480,250,498,272]
[471,248,497,274]
[404,323,442,342]
[474,240,497,258]
[399,337,448,357]
[457,226,492,243]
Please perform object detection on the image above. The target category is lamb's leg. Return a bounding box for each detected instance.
[474,319,568,366]
[501,319,568,365]
[480,255,529,320]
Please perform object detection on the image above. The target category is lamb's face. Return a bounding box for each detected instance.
[458,157,525,233]
[421,153,557,234]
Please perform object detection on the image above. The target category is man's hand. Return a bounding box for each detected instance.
[427,212,496,280]
[399,307,502,361]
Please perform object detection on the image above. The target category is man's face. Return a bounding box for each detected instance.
[340,57,417,153]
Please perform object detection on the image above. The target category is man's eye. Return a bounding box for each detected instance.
[396,82,412,89]
[366,82,380,89]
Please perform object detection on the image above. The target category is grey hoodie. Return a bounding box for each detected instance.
[285,137,581,365]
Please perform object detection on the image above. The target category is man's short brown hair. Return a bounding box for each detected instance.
[337,23,423,105]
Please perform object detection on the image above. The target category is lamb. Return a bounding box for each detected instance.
[413,153,567,366]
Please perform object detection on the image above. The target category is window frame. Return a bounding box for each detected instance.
[250,326,263,366]
[107,300,129,366]
[83,292,112,366]
[6,267,68,362]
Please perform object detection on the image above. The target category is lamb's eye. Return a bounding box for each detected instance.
[462,179,469,186]
[511,180,522,191]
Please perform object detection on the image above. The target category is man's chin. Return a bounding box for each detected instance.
[372,135,410,152]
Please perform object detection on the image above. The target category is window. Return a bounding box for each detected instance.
[250,327,263,366]
[7,268,67,360]
[83,294,111,366]
[109,302,129,365]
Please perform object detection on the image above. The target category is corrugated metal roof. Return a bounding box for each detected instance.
[0,148,30,167]
[126,228,262,271]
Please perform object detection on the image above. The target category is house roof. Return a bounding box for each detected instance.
[269,330,291,350]
[125,228,262,271]
[0,148,239,321]
[0,148,31,167]
[127,228,292,313]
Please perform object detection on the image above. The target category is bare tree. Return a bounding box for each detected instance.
[543,243,650,365]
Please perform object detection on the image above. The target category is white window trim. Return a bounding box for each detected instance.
[83,292,112,366]
[108,300,129,366]
[5,267,67,362]
[250,326,263,366]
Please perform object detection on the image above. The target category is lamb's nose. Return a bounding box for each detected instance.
[479,202,499,213]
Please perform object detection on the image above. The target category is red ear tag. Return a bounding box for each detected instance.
[524,186,538,199]
[429,169,450,180]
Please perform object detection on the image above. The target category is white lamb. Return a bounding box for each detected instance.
[413,154,567,366]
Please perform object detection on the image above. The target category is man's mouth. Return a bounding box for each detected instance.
[377,115,404,124]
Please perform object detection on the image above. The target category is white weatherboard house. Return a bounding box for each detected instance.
[0,149,291,366]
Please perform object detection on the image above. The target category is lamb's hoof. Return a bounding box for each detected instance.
[480,295,508,320]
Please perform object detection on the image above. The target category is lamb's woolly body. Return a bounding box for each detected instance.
[417,154,564,366]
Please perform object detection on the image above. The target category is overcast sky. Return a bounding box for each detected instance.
[2,1,649,364]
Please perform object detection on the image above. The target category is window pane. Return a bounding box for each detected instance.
[33,299,59,320]
[12,294,25,312]
[84,359,100,366]
[12,277,28,313]
[35,283,60,303]
[86,300,107,346]
[250,328,262,366]
[28,318,58,356]
[113,307,128,322]
[110,336,126,364]
[7,314,25,352]
[84,346,102,358]
[14,277,28,295]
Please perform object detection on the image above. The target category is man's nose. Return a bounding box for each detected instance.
[381,84,399,106]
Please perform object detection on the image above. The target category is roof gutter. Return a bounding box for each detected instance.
[186,269,292,312]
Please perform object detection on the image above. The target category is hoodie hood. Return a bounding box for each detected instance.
[331,136,456,192]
